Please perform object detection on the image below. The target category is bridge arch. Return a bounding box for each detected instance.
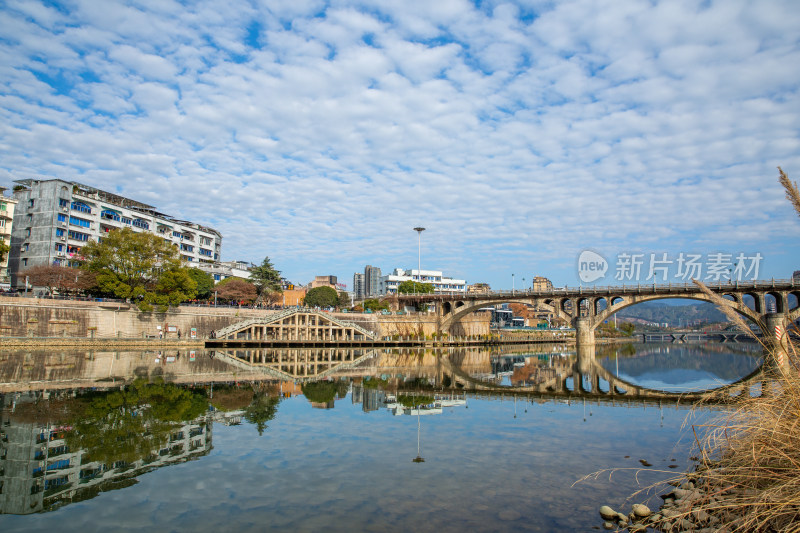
[441,298,573,333]
[593,293,764,333]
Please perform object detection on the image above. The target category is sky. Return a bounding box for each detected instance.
[1,0,799,290]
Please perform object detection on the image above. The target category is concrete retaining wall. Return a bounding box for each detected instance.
[0,297,491,341]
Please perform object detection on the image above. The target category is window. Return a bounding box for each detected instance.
[173,231,182,238]
[28,199,34,208]
[70,201,92,214]
[59,198,69,208]
[132,219,149,229]
[55,228,65,237]
[25,228,31,237]
[67,245,81,255]
[21,258,27,267]
[0,201,6,211]
[121,217,132,225]
[69,216,91,228]
[21,243,28,252]
[0,219,5,228]
[57,214,66,223]
[101,209,120,221]
[199,248,212,257]
[55,243,64,252]
[180,244,193,252]
[68,230,89,241]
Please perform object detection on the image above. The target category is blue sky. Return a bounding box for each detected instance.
[1,0,799,289]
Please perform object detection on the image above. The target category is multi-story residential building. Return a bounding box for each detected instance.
[532,276,554,292]
[7,179,222,288]
[467,282,491,294]
[364,265,381,296]
[380,268,466,295]
[353,272,365,299]
[0,187,18,288]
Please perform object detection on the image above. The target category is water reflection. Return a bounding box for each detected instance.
[598,343,763,392]
[0,342,770,523]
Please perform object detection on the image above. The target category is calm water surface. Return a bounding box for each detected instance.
[0,342,763,532]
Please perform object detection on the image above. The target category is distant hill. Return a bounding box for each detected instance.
[614,301,728,327]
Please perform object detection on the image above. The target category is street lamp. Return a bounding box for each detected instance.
[512,273,515,295]
[413,400,425,463]
[413,227,425,296]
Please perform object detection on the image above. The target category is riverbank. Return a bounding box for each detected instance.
[0,332,576,349]
[0,337,206,348]
[596,365,800,532]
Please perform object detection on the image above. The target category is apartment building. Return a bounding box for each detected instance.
[0,187,18,287]
[7,179,222,288]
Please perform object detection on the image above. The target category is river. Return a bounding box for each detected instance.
[0,342,763,531]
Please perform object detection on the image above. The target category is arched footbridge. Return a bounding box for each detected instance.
[213,308,377,343]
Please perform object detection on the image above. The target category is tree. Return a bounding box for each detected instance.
[80,228,196,312]
[397,280,434,294]
[363,298,389,311]
[304,286,338,308]
[187,268,214,300]
[337,291,351,308]
[0,240,9,263]
[65,379,208,466]
[215,278,257,303]
[21,265,96,295]
[301,381,338,404]
[249,256,283,306]
[244,392,281,436]
[619,322,636,336]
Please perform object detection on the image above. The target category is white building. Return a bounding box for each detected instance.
[8,179,222,288]
[0,187,18,288]
[195,260,253,283]
[380,268,466,295]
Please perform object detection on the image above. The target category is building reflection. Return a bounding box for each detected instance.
[0,389,223,515]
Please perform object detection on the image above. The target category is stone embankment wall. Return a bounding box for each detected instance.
[0,297,490,341]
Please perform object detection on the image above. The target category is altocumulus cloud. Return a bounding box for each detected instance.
[1,0,799,287]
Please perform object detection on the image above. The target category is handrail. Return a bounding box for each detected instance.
[397,279,798,300]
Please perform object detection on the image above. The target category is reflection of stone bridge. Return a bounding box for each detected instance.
[399,280,799,370]
[436,345,768,403]
[210,344,773,405]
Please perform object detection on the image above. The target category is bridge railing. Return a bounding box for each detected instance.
[397,279,797,300]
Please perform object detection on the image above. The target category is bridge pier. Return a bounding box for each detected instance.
[576,342,596,376]
[763,313,791,373]
[574,317,595,347]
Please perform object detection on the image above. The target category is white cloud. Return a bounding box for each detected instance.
[1,0,799,288]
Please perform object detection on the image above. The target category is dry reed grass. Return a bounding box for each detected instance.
[583,169,800,532]
[645,168,800,532]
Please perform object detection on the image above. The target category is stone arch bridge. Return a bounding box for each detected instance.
[398,280,799,370]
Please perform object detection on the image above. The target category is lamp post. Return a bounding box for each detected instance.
[512,273,515,295]
[413,227,425,296]
[413,400,425,463]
